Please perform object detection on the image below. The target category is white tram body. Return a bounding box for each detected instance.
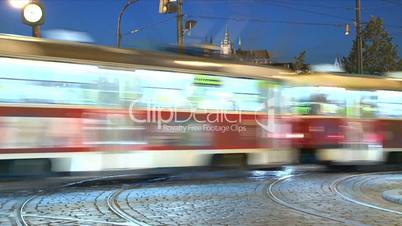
[0,35,401,173]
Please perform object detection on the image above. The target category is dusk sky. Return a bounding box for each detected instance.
[1,0,401,64]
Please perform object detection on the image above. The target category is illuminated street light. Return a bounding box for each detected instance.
[129,29,140,34]
[8,0,44,38]
[22,3,44,24]
[345,24,350,36]
[9,0,30,9]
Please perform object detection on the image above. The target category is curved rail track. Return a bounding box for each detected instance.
[15,174,161,226]
[329,172,402,216]
[266,174,359,225]
[107,188,149,226]
[266,171,402,226]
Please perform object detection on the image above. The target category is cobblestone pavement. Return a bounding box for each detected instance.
[0,170,401,225]
[269,172,402,226]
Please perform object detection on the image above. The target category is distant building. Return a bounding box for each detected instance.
[198,26,272,64]
[236,49,271,64]
[220,25,234,56]
[219,26,271,64]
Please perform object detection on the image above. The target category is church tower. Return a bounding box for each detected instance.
[220,25,233,55]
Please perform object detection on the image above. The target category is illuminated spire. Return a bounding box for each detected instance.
[220,24,232,55]
[223,24,230,45]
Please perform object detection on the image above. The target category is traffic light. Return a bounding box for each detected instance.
[159,0,177,14]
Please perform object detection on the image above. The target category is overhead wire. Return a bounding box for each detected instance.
[189,0,401,31]
[189,15,344,27]
[264,1,354,22]
[378,0,402,6]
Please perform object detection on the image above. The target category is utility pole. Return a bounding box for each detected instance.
[355,0,363,74]
[177,0,184,50]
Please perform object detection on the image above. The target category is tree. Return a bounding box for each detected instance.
[342,17,400,75]
[293,50,308,73]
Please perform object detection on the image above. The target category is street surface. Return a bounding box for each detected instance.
[0,168,401,226]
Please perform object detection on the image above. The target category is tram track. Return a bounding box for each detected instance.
[107,188,149,226]
[5,169,402,226]
[329,171,402,216]
[12,170,256,225]
[14,174,160,226]
[265,174,358,225]
[266,171,402,226]
[16,194,35,226]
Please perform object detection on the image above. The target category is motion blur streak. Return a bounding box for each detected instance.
[0,35,401,175]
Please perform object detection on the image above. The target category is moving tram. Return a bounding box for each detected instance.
[0,34,401,173]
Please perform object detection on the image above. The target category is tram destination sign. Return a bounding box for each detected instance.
[193,75,222,86]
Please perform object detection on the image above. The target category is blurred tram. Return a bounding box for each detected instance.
[280,74,402,164]
[0,34,401,173]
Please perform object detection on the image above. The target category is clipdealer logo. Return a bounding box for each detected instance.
[128,100,248,133]
[254,96,277,133]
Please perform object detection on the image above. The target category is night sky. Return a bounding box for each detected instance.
[1,0,401,64]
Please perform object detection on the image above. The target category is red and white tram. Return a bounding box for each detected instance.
[0,34,401,173]
[279,74,402,164]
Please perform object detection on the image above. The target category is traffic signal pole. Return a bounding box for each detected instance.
[177,0,184,50]
[356,0,363,74]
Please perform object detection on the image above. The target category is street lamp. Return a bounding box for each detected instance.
[117,0,138,48]
[22,2,45,37]
[345,24,350,36]
[116,0,179,48]
[8,0,44,38]
[129,29,140,34]
[22,3,44,24]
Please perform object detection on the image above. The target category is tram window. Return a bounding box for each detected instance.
[283,86,346,116]
[138,87,188,108]
[228,77,264,112]
[0,57,270,113]
[233,93,263,111]
[343,90,402,119]
[190,76,264,111]
[0,78,98,105]
[376,90,402,118]
[134,69,192,108]
[0,57,111,106]
[190,86,233,110]
[97,77,120,106]
[133,70,265,112]
[356,91,377,118]
[0,57,148,107]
